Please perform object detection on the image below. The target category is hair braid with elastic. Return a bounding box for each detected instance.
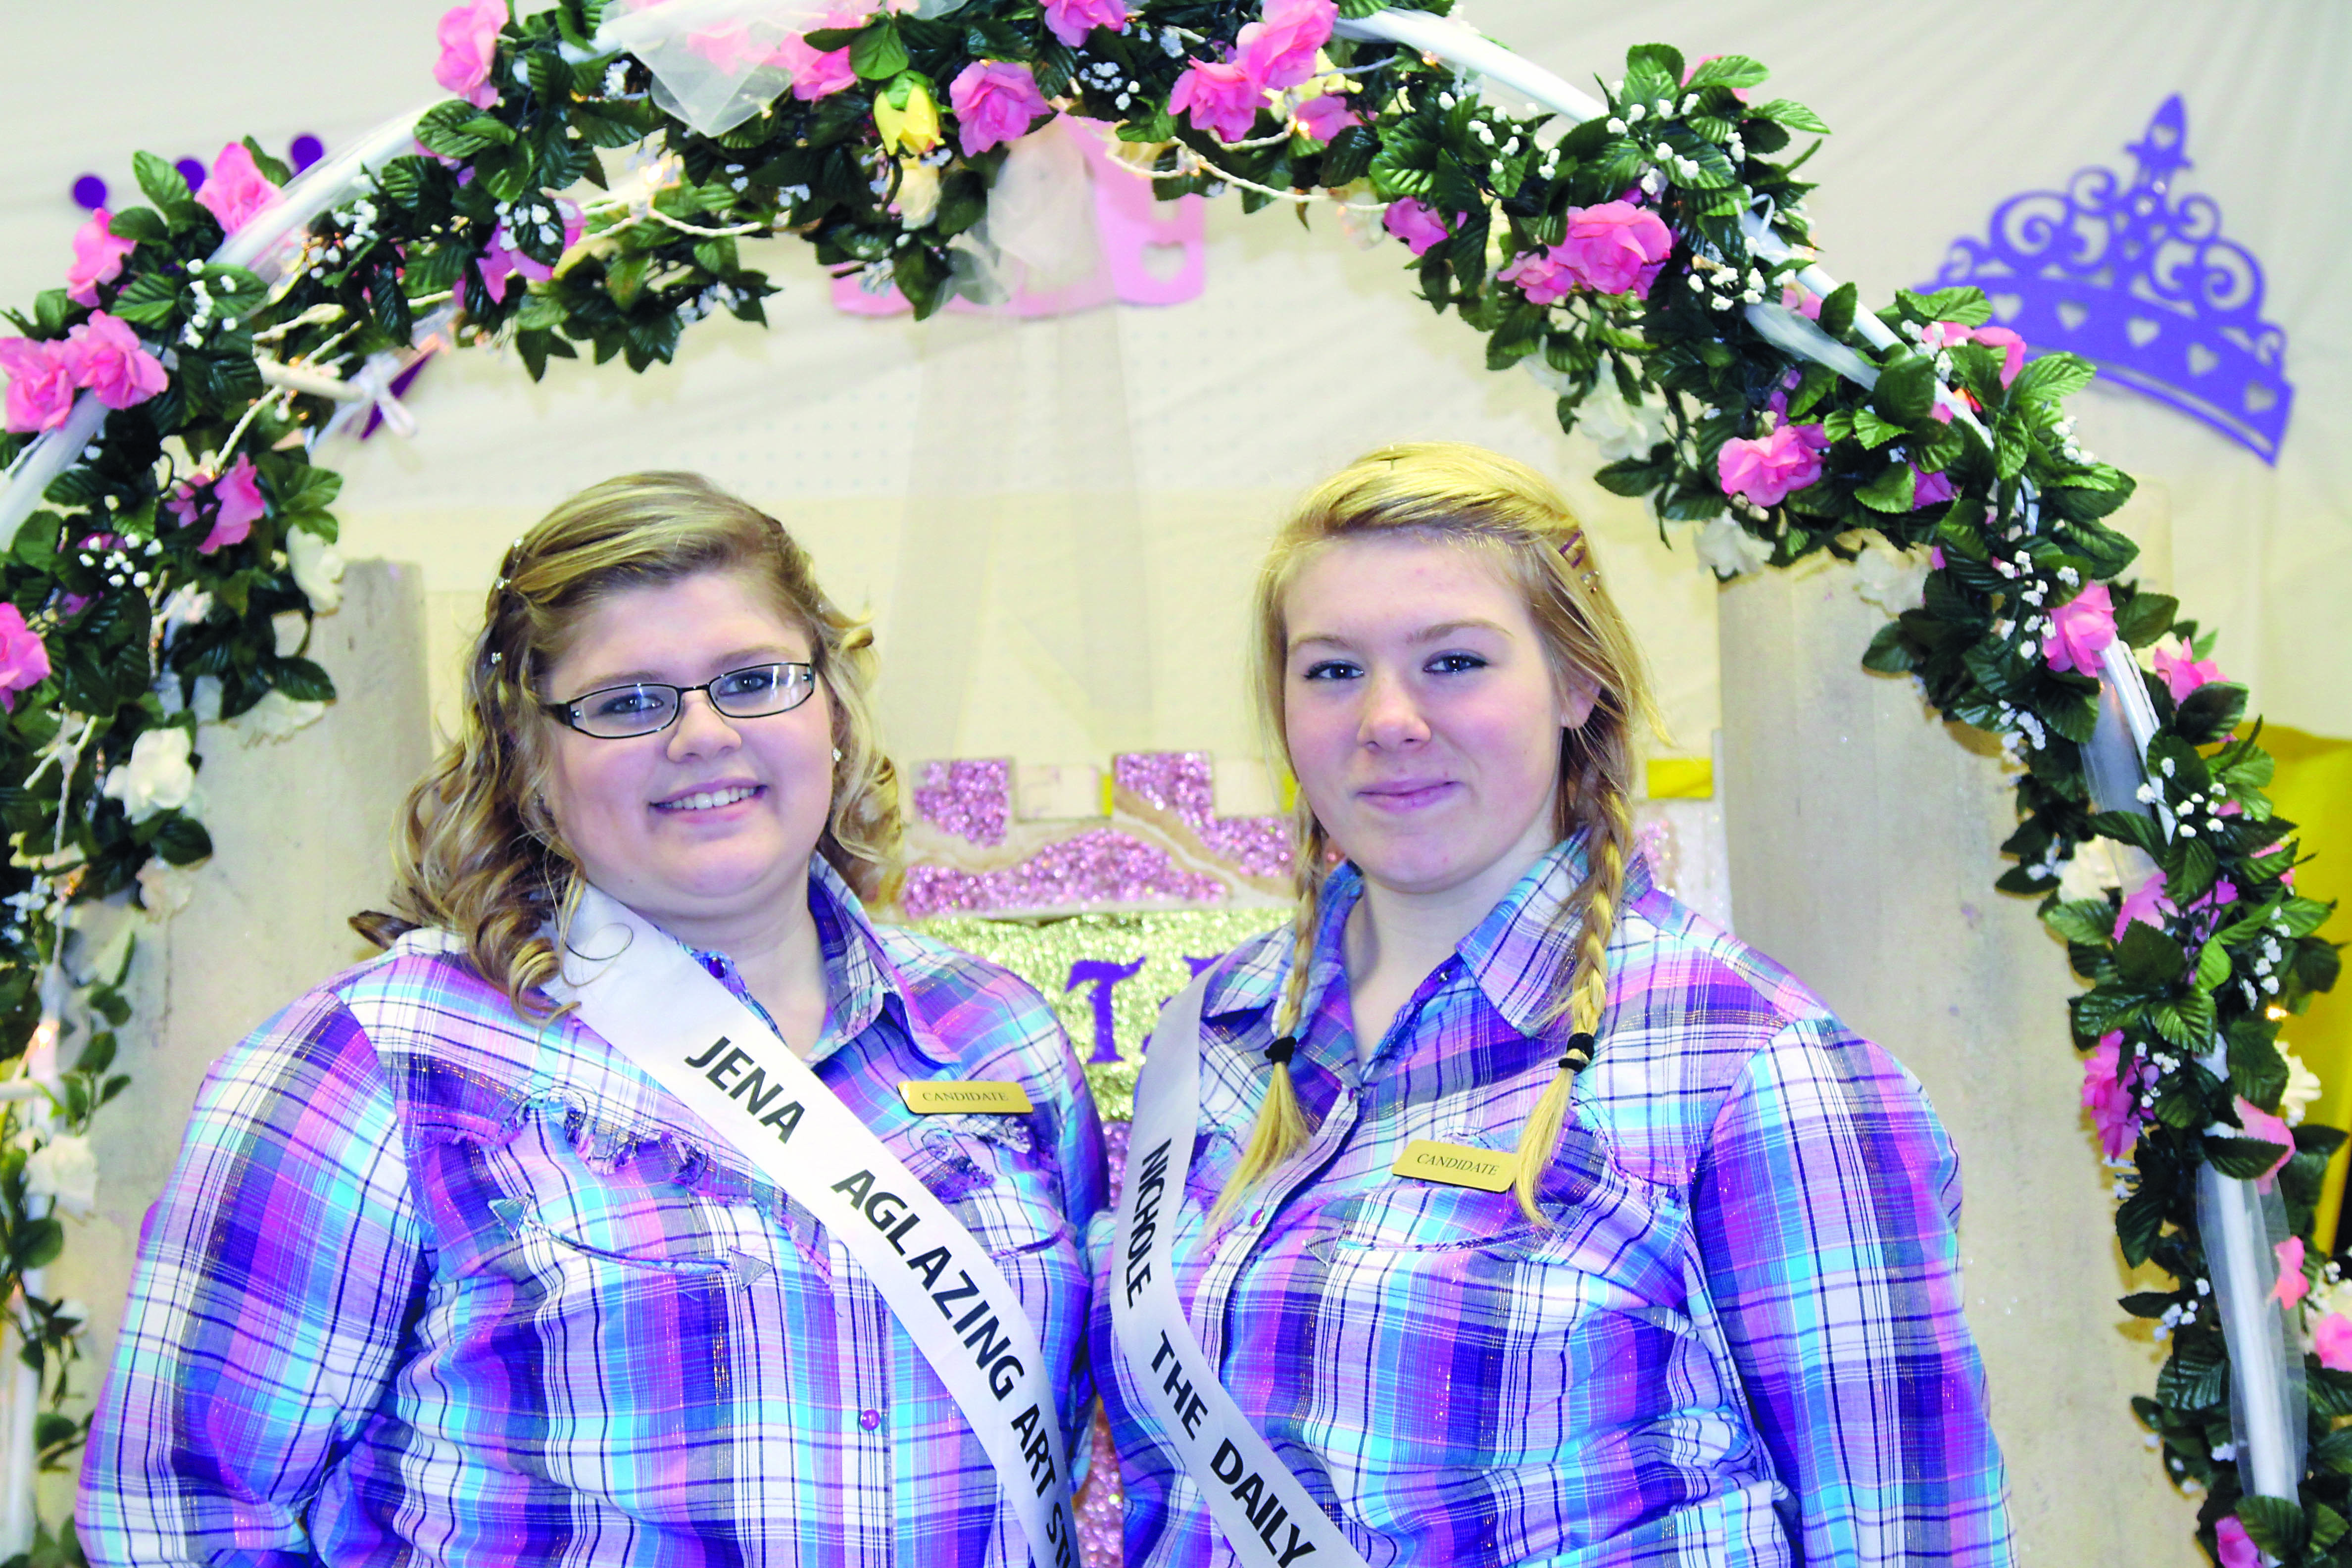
[1207,809,1328,1229]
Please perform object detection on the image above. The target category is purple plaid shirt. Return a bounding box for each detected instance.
[1093,837,2013,1567]
[81,862,1105,1567]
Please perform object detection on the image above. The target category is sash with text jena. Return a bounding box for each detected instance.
[1111,974,1371,1568]
[550,886,1077,1568]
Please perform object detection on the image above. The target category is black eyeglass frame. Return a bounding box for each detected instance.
[541,661,819,738]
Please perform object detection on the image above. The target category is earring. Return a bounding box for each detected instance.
[832,747,843,762]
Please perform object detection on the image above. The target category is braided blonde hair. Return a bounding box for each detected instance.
[1218,443,1658,1224]
[358,473,901,1016]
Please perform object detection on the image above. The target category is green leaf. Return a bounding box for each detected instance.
[1871,351,1936,424]
[2090,809,2166,856]
[2115,1184,2165,1265]
[1685,54,1768,90]
[2235,1496,2307,1559]
[151,816,212,867]
[2118,1291,2175,1319]
[2044,899,2115,947]
[2155,1332,2227,1410]
[2116,920,2185,987]
[2228,1024,2289,1109]
[2012,352,2096,403]
[1854,462,1916,514]
[416,100,515,157]
[2277,896,2333,939]
[2205,1134,2287,1180]
[1749,98,1830,134]
[1861,620,1917,675]
[2176,682,2248,744]
[849,21,910,81]
[12,1219,62,1271]
[1592,457,1668,498]
[108,271,182,328]
[268,656,337,704]
[2312,1503,2349,1555]
[1320,125,1379,187]
[2194,935,2232,993]
[2113,590,2178,649]
[107,207,167,245]
[132,151,198,228]
[1815,281,1857,341]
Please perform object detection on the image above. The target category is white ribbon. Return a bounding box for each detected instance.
[549,886,1079,1568]
[1112,974,1370,1568]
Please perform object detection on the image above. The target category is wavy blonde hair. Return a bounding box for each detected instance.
[359,472,900,1015]
[1219,442,1660,1223]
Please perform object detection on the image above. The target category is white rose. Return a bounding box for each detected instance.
[1576,382,1670,463]
[137,857,197,916]
[237,689,328,744]
[101,728,196,823]
[1694,514,1773,579]
[25,1134,98,1218]
[287,526,344,614]
[156,585,213,640]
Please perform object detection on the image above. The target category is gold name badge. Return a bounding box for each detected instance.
[899,1080,1035,1115]
[1391,1139,1515,1192]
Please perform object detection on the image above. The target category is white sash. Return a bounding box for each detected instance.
[549,887,1077,1568]
[1111,975,1370,1568]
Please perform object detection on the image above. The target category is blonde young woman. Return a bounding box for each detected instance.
[81,474,1104,1566]
[1098,444,2013,1567]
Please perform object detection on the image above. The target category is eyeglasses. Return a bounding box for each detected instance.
[544,662,817,738]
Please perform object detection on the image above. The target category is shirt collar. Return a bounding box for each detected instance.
[1199,831,1652,1045]
[686,859,957,1068]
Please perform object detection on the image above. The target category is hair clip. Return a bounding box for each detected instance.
[1559,529,1601,590]
[488,650,503,666]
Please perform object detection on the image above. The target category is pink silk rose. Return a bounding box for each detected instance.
[193,142,281,236]
[1382,198,1453,257]
[2215,1517,2259,1568]
[1235,0,1336,92]
[2112,870,2175,940]
[0,339,78,435]
[1169,59,1262,144]
[2153,636,2224,702]
[0,603,50,712]
[2042,582,2115,675]
[1780,283,1820,320]
[2237,1097,2296,1187]
[1042,0,1128,49]
[2318,1314,2352,1373]
[1924,320,2027,389]
[775,32,857,100]
[1293,93,1359,143]
[67,209,138,307]
[1552,200,1673,296]
[1497,247,1578,306]
[169,454,269,554]
[59,313,166,411]
[1911,465,1956,508]
[434,0,508,108]
[2273,1237,2309,1308]
[1717,421,1830,508]
[477,200,584,304]
[2080,1032,2146,1160]
[949,60,1052,157]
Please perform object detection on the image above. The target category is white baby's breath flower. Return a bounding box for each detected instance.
[2280,1050,2324,1127]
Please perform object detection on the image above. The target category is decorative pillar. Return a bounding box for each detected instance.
[50,561,431,1517]
[1716,561,2199,1564]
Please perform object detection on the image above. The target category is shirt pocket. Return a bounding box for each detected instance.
[1307,1122,1694,1468]
[904,1118,1069,1262]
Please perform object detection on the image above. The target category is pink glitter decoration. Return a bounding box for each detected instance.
[899,830,1225,919]
[913,757,1011,847]
[1115,750,1294,879]
[1076,1401,1126,1568]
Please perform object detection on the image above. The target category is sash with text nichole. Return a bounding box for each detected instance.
[1111,973,1370,1568]
[549,886,1078,1568]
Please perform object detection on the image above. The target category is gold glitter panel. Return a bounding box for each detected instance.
[911,909,1289,1121]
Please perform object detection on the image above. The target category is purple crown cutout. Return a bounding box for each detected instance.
[1925,97,2293,463]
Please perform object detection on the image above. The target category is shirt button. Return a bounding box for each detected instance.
[859,1408,883,1431]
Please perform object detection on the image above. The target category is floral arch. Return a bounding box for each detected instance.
[0,0,2340,1561]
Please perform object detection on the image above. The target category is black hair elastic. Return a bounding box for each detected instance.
[1557,1031,1596,1074]
[1265,1036,1297,1067]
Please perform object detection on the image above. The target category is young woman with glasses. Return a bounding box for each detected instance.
[1097,444,2012,1567]
[81,473,1105,1565]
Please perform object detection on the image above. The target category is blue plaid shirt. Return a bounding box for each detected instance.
[1093,838,2013,1567]
[81,861,1106,1566]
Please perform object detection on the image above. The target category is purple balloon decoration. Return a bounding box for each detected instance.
[1924,97,2293,464]
[174,157,207,192]
[71,175,108,211]
[290,134,325,173]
